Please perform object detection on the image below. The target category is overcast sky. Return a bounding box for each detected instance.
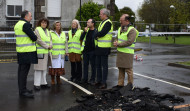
[115,0,144,15]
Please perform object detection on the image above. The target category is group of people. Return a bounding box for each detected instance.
[14,8,138,99]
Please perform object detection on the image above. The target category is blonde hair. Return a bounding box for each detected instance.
[52,21,63,34]
[72,19,81,29]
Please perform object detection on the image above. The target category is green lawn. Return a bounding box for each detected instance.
[177,61,190,66]
[137,36,190,45]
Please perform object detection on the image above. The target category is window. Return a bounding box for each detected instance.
[47,0,61,17]
[7,5,22,17]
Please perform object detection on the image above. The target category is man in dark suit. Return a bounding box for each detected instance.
[95,8,113,89]
[14,10,38,98]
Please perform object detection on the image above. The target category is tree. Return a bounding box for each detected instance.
[113,4,121,21]
[120,7,135,17]
[138,0,171,24]
[75,1,104,29]
[138,0,190,31]
[168,0,190,24]
[138,0,190,24]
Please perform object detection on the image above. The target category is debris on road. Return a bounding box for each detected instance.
[134,54,143,61]
[66,85,184,111]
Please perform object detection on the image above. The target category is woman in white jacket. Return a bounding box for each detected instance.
[49,21,68,85]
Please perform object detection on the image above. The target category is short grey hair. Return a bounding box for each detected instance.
[100,8,110,17]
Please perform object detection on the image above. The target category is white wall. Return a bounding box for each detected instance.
[0,0,6,26]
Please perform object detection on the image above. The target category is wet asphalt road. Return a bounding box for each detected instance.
[0,43,190,111]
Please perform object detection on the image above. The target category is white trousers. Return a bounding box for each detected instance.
[34,70,47,86]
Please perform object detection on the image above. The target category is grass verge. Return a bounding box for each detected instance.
[137,36,190,45]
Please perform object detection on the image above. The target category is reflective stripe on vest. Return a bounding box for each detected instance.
[16,35,29,37]
[81,29,97,52]
[51,31,66,55]
[68,29,83,54]
[118,39,136,44]
[35,27,50,56]
[14,20,36,52]
[117,26,139,54]
[97,19,113,48]
[16,43,36,47]
[68,42,80,45]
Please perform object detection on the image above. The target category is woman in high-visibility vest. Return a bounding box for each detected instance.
[68,19,83,83]
[49,21,68,85]
[33,18,52,91]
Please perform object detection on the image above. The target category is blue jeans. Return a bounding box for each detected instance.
[96,55,108,84]
[83,51,96,82]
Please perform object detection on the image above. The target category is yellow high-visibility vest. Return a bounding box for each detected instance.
[14,20,36,52]
[97,19,113,48]
[35,27,50,57]
[68,29,83,54]
[117,26,139,54]
[51,31,66,55]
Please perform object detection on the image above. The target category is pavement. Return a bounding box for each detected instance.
[0,43,190,111]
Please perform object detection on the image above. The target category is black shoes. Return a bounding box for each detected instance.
[88,80,96,85]
[125,83,133,90]
[41,84,51,89]
[112,85,124,91]
[73,79,81,84]
[34,86,41,91]
[26,89,33,93]
[34,84,50,91]
[68,78,73,82]
[80,79,88,84]
[95,82,102,86]
[19,92,34,98]
[98,83,107,89]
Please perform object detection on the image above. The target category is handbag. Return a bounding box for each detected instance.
[65,55,69,61]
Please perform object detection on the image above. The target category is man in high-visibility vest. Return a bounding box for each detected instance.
[113,14,139,90]
[14,10,38,98]
[80,19,97,85]
[95,8,113,89]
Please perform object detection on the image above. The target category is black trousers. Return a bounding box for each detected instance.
[18,64,31,94]
[70,61,82,81]
[96,55,108,84]
[83,51,96,82]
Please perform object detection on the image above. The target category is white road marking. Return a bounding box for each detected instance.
[109,67,190,91]
[60,67,190,95]
[60,76,93,95]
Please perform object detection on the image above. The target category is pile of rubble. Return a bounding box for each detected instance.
[66,86,185,111]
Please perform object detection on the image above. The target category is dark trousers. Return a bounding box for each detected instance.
[83,51,96,82]
[70,61,82,81]
[96,55,108,84]
[18,64,31,94]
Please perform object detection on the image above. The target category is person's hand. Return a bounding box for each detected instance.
[48,45,53,50]
[84,27,88,32]
[113,41,118,47]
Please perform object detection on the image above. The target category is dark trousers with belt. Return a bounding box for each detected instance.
[83,51,96,82]
[18,64,31,94]
[70,61,82,81]
[96,55,108,84]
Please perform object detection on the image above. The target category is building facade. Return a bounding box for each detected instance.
[0,0,111,29]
